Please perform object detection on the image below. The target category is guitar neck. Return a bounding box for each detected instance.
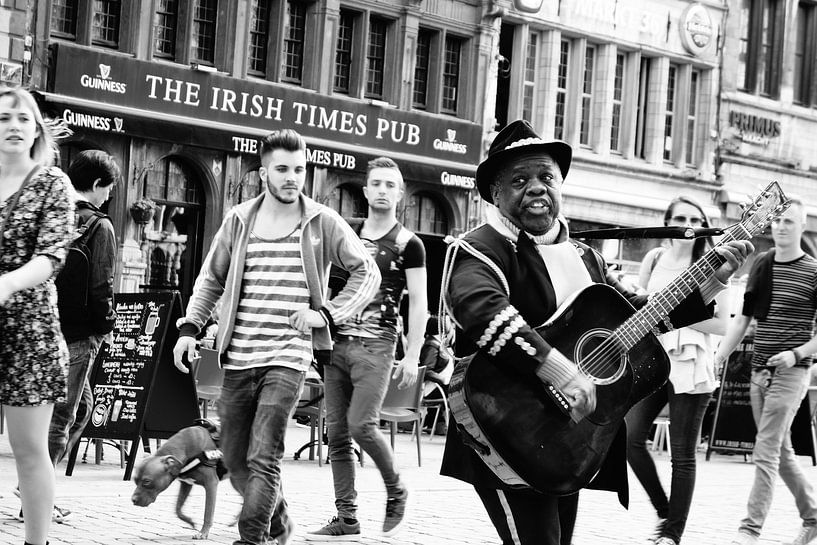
[615,224,752,351]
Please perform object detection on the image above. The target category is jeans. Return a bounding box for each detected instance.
[740,366,817,537]
[325,335,402,519]
[48,336,102,465]
[626,382,711,543]
[219,366,305,545]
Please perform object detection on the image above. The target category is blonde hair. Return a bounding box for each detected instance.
[0,87,57,166]
[785,193,808,225]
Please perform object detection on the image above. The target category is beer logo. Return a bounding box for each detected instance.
[98,64,111,79]
[113,117,123,132]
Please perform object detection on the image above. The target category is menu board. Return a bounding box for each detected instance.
[707,339,756,458]
[66,291,200,480]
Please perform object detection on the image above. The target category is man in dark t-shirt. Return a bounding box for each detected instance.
[307,157,427,542]
[716,196,817,545]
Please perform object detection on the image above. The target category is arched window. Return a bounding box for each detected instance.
[141,157,205,303]
[326,183,367,219]
[406,192,448,235]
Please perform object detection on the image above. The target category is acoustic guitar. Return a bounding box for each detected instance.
[448,181,789,495]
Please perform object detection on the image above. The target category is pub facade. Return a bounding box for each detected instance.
[19,0,493,303]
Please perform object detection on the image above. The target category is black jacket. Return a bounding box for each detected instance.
[440,224,715,505]
[59,201,117,342]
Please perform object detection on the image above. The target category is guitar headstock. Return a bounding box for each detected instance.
[738,181,791,237]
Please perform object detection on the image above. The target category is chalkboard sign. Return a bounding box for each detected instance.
[66,291,200,480]
[707,338,816,464]
[707,339,756,458]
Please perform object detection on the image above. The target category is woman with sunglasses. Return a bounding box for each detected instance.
[625,196,729,545]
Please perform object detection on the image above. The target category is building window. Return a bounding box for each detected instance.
[685,70,700,165]
[51,0,78,38]
[664,64,678,162]
[738,0,784,97]
[579,45,595,147]
[365,17,388,98]
[442,36,462,114]
[191,0,218,64]
[794,2,817,106]
[407,193,448,235]
[248,0,270,76]
[554,40,569,140]
[91,1,121,47]
[334,10,355,93]
[413,29,433,109]
[282,1,307,84]
[153,0,178,59]
[610,53,625,153]
[522,32,537,123]
[635,57,652,160]
[327,184,367,219]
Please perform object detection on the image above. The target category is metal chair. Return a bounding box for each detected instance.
[293,375,326,465]
[421,380,449,440]
[192,347,224,418]
[380,366,427,466]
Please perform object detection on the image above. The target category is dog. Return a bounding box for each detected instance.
[131,419,228,540]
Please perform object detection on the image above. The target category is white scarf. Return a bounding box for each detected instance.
[487,206,593,307]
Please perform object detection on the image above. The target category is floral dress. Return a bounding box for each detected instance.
[0,166,75,406]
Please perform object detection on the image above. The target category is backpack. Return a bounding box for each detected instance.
[56,212,107,315]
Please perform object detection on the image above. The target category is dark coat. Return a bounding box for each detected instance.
[439,224,715,506]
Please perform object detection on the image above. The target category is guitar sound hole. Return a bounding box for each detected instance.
[575,328,627,386]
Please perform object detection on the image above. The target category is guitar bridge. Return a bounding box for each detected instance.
[545,383,572,418]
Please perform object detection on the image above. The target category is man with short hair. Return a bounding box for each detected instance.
[307,157,427,541]
[716,197,817,545]
[440,120,752,545]
[44,150,120,521]
[173,129,380,545]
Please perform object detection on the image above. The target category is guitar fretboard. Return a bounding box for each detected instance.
[614,223,755,351]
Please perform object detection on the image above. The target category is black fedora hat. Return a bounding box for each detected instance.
[476,120,572,203]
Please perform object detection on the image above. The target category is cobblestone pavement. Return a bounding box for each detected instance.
[0,419,812,544]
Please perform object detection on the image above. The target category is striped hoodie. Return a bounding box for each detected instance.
[178,192,381,362]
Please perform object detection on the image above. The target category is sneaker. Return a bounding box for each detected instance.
[730,532,759,545]
[383,488,408,537]
[304,517,361,542]
[52,505,72,524]
[785,525,817,545]
[654,538,677,545]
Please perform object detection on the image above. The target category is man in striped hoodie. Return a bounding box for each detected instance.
[172,129,380,545]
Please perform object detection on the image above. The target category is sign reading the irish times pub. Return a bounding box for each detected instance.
[48,43,481,165]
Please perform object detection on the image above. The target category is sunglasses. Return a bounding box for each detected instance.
[670,215,704,226]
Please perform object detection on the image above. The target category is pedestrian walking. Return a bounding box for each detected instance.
[306,156,427,541]
[172,128,380,545]
[715,196,817,545]
[626,196,729,545]
[0,87,75,545]
[46,150,120,519]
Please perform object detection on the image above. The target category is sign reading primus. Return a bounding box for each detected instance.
[50,44,481,164]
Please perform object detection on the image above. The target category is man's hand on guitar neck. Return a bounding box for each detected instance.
[712,240,755,284]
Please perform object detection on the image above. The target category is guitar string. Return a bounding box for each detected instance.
[575,213,768,380]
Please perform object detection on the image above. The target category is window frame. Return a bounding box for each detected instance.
[794,1,817,107]
[48,0,135,52]
[738,0,785,98]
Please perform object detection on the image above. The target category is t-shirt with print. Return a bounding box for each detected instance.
[337,222,425,341]
[744,254,817,370]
